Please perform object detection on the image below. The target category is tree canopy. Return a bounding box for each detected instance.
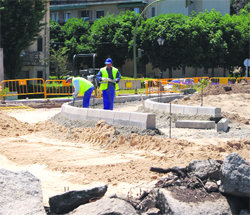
[50,7,249,78]
[0,0,45,78]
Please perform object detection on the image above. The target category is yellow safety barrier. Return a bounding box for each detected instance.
[117,79,144,95]
[236,77,250,83]
[44,80,74,99]
[210,77,236,85]
[0,78,45,101]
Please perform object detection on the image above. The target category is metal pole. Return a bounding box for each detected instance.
[169,102,171,138]
[133,0,161,78]
[73,54,76,76]
[201,84,203,106]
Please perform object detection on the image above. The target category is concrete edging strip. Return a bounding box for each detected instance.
[175,120,216,129]
[145,96,221,118]
[61,103,155,129]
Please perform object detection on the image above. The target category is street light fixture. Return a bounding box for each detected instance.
[157,38,165,46]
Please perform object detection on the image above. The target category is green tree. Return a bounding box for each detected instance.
[0,0,45,79]
[193,10,227,77]
[139,14,187,78]
[90,11,138,68]
[230,0,248,14]
[49,47,70,79]
[50,20,65,50]
[221,10,249,72]
[61,18,91,62]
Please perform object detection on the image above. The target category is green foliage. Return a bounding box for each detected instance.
[0,87,9,100]
[62,18,91,60]
[89,11,138,68]
[50,20,65,50]
[0,0,45,79]
[49,9,249,78]
[49,47,70,79]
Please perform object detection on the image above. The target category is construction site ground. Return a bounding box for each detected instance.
[0,84,249,206]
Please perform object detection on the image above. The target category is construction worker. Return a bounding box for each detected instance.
[65,76,94,108]
[96,58,121,110]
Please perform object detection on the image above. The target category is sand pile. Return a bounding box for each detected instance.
[200,83,250,96]
[0,111,35,137]
[33,117,250,162]
[0,109,249,189]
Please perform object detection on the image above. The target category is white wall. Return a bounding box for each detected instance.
[195,0,230,15]
[158,0,189,15]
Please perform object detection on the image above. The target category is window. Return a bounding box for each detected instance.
[134,8,140,13]
[37,38,43,52]
[80,10,91,20]
[37,71,43,79]
[50,12,59,22]
[65,11,71,22]
[96,10,104,19]
[151,7,155,17]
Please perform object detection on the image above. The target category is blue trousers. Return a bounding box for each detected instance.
[102,86,115,110]
[83,86,94,108]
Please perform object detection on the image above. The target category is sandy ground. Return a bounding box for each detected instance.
[0,86,249,206]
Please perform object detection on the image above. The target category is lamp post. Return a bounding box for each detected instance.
[133,0,162,78]
[157,37,164,78]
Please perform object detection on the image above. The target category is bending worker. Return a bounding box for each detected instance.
[96,58,121,110]
[66,76,94,108]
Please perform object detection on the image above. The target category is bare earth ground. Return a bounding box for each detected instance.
[0,84,249,207]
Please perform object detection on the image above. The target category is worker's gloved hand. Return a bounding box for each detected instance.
[102,77,108,82]
[115,78,119,83]
[108,78,114,83]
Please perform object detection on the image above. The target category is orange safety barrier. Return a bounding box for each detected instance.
[145,79,188,95]
[0,78,45,100]
[1,76,247,101]
[193,77,209,83]
[44,80,74,99]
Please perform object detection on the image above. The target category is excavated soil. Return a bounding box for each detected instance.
[0,83,249,207]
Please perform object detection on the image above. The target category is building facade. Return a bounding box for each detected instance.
[20,0,50,80]
[50,0,147,23]
[146,0,230,18]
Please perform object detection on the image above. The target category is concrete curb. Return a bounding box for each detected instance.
[61,103,156,129]
[175,120,216,129]
[217,118,229,132]
[145,95,221,118]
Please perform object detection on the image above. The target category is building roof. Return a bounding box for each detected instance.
[50,0,147,11]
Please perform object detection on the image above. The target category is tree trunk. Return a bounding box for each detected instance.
[211,67,215,77]
[194,67,198,77]
[169,67,173,78]
[182,66,186,76]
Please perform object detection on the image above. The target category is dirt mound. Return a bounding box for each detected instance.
[177,84,250,103]
[0,111,35,137]
[201,83,250,96]
[37,116,250,163]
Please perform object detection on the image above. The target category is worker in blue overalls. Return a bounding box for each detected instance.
[96,58,121,110]
[66,76,94,108]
